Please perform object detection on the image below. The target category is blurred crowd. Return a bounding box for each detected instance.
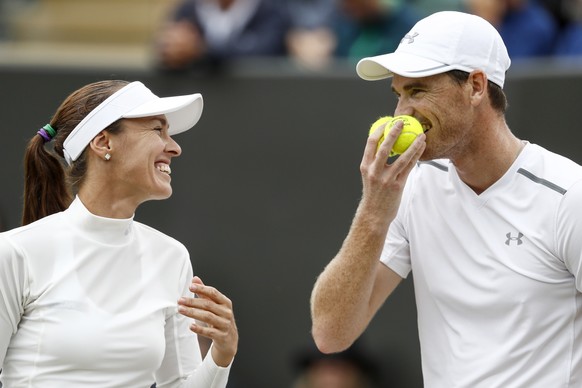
[154,0,582,72]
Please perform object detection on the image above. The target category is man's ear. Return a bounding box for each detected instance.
[468,70,487,106]
[88,131,112,160]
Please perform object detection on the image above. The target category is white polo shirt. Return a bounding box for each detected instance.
[381,143,582,387]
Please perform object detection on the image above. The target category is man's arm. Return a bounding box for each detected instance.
[310,230,403,353]
[310,120,425,353]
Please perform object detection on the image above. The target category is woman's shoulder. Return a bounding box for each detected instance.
[1,211,64,244]
[132,221,188,252]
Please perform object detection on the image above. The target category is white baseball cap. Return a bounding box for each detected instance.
[356,11,511,88]
[63,81,203,165]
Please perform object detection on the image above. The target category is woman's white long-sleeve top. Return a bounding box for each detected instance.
[0,197,231,387]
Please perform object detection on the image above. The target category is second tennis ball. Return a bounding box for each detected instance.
[369,115,423,156]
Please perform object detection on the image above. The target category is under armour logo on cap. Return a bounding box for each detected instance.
[356,11,511,88]
[401,32,419,44]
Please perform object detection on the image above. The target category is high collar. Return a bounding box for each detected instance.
[64,196,134,246]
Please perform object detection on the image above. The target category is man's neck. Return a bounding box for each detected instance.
[452,128,524,195]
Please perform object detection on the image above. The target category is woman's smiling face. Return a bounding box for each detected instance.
[107,115,182,204]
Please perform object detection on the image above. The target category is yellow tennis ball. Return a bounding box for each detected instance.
[387,115,424,155]
[368,116,393,152]
[368,115,423,156]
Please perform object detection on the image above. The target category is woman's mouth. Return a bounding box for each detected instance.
[156,163,171,175]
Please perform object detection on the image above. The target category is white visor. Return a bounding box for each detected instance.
[63,81,203,165]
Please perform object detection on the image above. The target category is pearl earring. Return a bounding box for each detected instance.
[104,153,111,161]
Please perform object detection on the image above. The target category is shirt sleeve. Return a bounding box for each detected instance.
[379,167,418,278]
[380,213,412,279]
[557,179,582,291]
[0,235,26,367]
[182,344,232,388]
[155,256,232,388]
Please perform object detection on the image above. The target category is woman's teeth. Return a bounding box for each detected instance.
[157,164,171,174]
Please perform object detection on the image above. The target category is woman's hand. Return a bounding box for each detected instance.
[178,276,238,367]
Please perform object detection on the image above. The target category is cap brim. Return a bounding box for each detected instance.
[122,93,204,135]
[356,52,455,81]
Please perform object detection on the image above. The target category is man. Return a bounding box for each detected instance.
[310,11,582,387]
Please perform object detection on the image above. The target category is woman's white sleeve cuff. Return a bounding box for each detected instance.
[184,344,233,388]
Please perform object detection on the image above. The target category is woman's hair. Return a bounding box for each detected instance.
[21,80,128,226]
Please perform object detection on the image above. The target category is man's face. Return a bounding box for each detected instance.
[391,73,475,161]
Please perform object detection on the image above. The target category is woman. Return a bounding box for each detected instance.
[0,80,238,387]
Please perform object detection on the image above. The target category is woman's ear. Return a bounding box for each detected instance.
[89,131,112,161]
